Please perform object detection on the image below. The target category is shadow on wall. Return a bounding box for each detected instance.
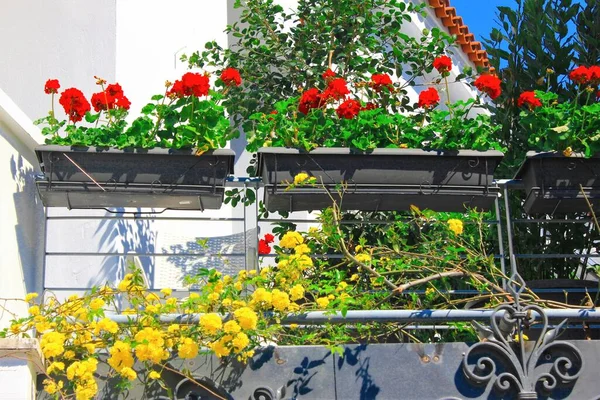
[93,211,156,290]
[10,155,45,294]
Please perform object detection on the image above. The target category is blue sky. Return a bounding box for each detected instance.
[448,0,515,46]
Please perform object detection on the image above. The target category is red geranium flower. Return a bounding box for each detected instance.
[169,72,210,97]
[115,95,131,110]
[299,88,322,114]
[90,83,130,112]
[322,68,336,79]
[220,67,242,86]
[264,233,275,243]
[59,88,91,123]
[361,102,377,111]
[433,55,452,74]
[569,66,591,85]
[258,239,271,255]
[517,91,542,110]
[90,92,112,112]
[371,73,393,92]
[418,87,440,108]
[322,78,350,101]
[44,79,60,94]
[106,83,124,98]
[589,66,600,84]
[474,75,502,100]
[336,98,361,119]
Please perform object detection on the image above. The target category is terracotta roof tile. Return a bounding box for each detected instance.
[428,0,496,75]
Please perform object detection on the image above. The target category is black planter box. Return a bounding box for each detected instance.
[258,147,504,212]
[515,151,600,214]
[35,145,235,210]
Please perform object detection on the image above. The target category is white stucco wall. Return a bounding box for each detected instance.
[0,90,45,400]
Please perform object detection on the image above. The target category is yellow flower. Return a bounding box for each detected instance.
[166,297,178,306]
[9,322,22,335]
[43,379,63,395]
[293,172,309,185]
[46,361,65,375]
[224,320,241,334]
[222,298,232,307]
[189,292,200,299]
[97,318,119,334]
[25,293,38,302]
[64,350,76,359]
[289,323,299,329]
[210,339,231,358]
[208,292,220,302]
[260,267,271,277]
[200,313,223,334]
[447,219,464,235]
[223,275,233,284]
[251,288,273,306]
[232,300,247,309]
[279,231,304,249]
[168,324,180,333]
[425,287,435,296]
[28,305,40,316]
[118,278,131,292]
[271,289,291,312]
[149,371,161,380]
[355,245,363,252]
[294,244,311,255]
[234,307,258,330]
[120,367,137,381]
[514,333,529,342]
[238,270,248,280]
[316,297,330,308]
[134,328,168,363]
[289,254,313,270]
[232,332,250,352]
[337,282,348,291]
[234,281,243,291]
[89,298,105,311]
[108,341,134,372]
[355,253,371,263]
[178,337,199,359]
[145,304,159,314]
[40,331,66,358]
[160,288,172,297]
[563,147,573,157]
[145,293,160,303]
[289,284,305,301]
[350,274,359,282]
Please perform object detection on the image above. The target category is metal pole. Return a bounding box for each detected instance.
[495,196,507,290]
[502,182,518,276]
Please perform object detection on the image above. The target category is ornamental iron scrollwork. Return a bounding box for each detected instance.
[462,273,584,399]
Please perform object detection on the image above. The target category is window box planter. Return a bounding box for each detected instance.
[258,147,503,213]
[515,151,600,214]
[35,145,235,210]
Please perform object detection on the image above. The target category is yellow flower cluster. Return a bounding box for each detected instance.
[200,313,223,334]
[293,172,310,185]
[355,253,371,263]
[134,328,169,363]
[66,358,98,400]
[178,337,199,359]
[280,231,304,249]
[234,307,258,330]
[40,331,66,358]
[271,289,291,311]
[107,340,134,372]
[447,219,464,235]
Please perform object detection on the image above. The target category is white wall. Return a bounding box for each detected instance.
[0,0,117,121]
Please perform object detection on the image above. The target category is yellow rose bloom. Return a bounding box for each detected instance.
[271,289,291,312]
[294,244,311,255]
[350,274,359,281]
[210,339,231,358]
[224,320,241,334]
[355,253,371,263]
[89,298,105,311]
[149,371,161,380]
[25,293,38,302]
[199,313,223,334]
[28,305,40,316]
[178,337,199,359]
[279,231,304,249]
[293,172,309,185]
[43,379,63,395]
[46,361,65,375]
[108,341,134,372]
[40,331,66,358]
[316,297,330,308]
[251,288,273,306]
[234,307,258,330]
[166,297,178,306]
[120,367,137,381]
[289,284,305,301]
[232,332,250,351]
[447,219,464,235]
[160,288,172,297]
[222,298,232,307]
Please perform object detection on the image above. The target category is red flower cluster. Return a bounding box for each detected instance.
[474,74,502,100]
[322,78,350,101]
[361,102,377,111]
[299,88,322,114]
[220,67,242,87]
[336,99,361,119]
[59,88,91,123]
[418,87,440,108]
[90,83,131,112]
[569,65,600,85]
[258,233,275,255]
[322,68,336,80]
[517,91,542,110]
[433,55,452,74]
[44,79,60,94]
[169,72,210,98]
[371,73,393,92]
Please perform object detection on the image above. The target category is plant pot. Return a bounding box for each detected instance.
[257,147,503,213]
[515,151,600,214]
[35,145,235,210]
